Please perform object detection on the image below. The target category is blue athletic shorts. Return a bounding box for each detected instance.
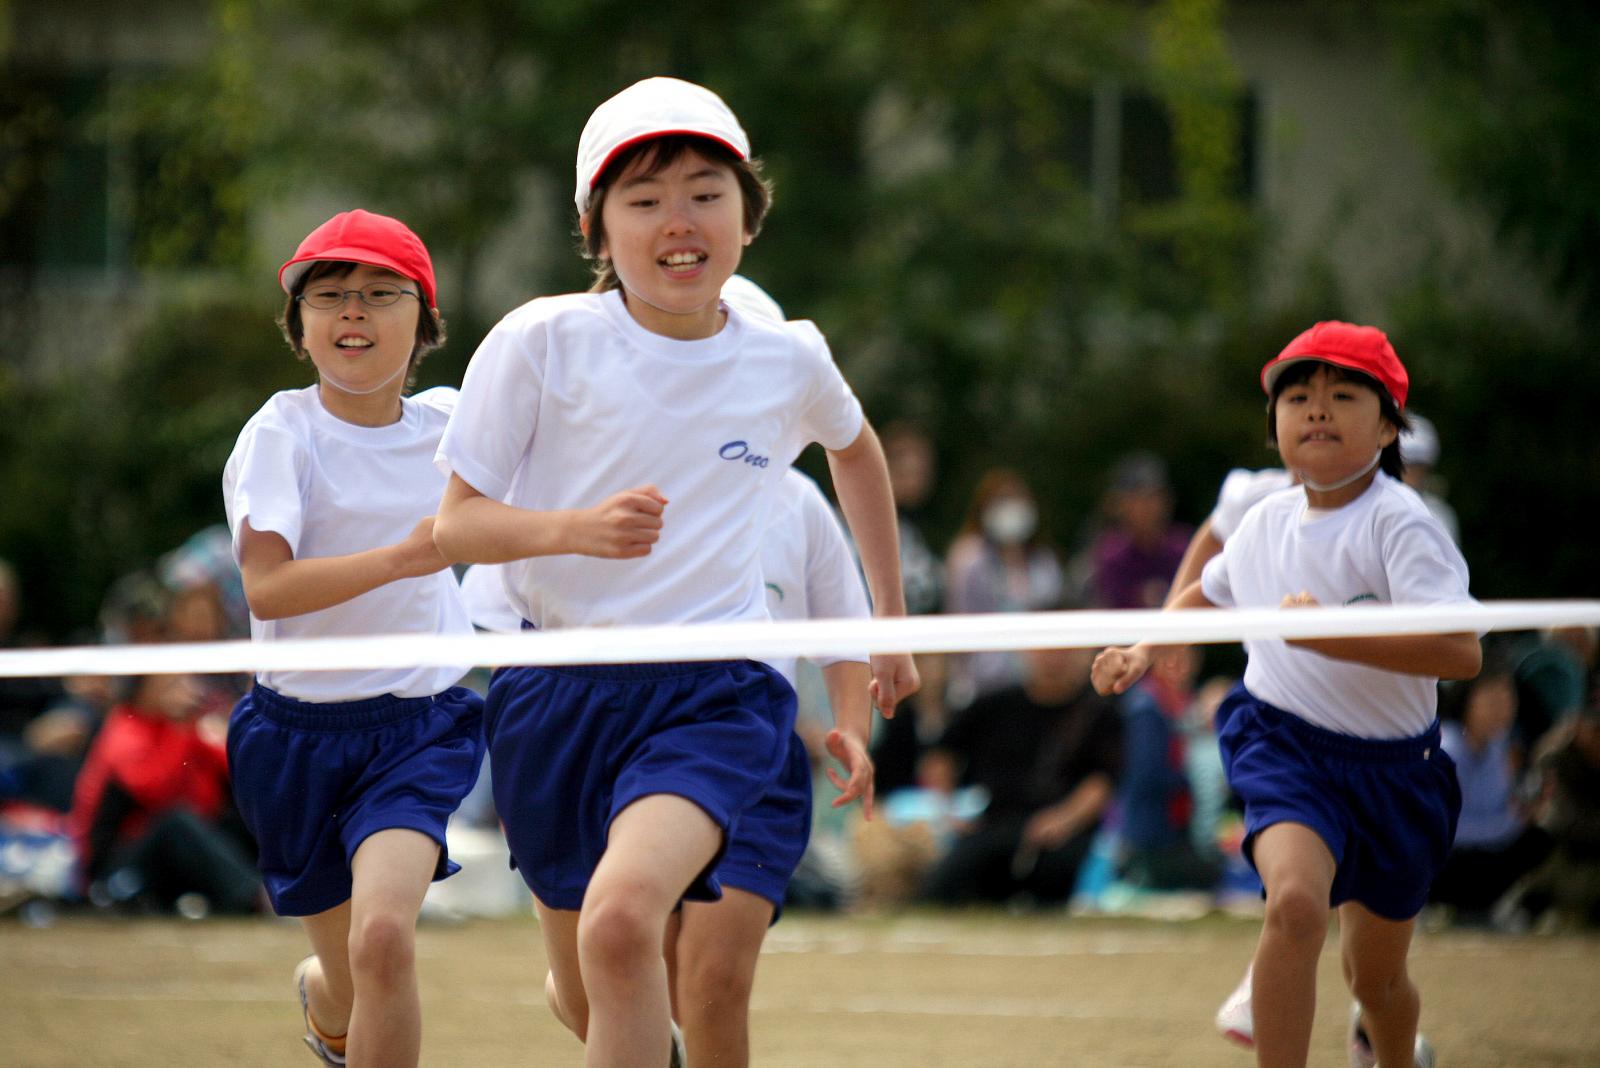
[1216,684,1460,921]
[485,659,796,911]
[227,684,486,917]
[716,730,812,919]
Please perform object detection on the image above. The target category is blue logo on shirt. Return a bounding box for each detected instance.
[719,440,770,468]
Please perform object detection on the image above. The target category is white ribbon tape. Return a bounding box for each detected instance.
[1,600,1597,678]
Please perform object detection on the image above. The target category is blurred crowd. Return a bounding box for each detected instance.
[3,421,1599,933]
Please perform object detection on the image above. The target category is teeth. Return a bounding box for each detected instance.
[660,251,705,267]
[337,337,373,348]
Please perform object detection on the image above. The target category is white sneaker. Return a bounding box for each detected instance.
[1348,1002,1437,1068]
[1214,965,1254,1049]
[669,1019,688,1068]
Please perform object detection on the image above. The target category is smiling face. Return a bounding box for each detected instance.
[591,144,750,339]
[1271,363,1398,500]
[297,262,422,406]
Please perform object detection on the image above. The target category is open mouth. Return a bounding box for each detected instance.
[659,250,708,275]
[336,336,374,352]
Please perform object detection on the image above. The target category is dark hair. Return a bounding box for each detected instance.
[1266,360,1410,480]
[278,260,446,390]
[580,135,772,293]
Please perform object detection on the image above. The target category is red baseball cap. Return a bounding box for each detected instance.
[278,210,438,309]
[1260,321,1408,409]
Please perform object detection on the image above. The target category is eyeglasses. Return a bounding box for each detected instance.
[297,282,420,310]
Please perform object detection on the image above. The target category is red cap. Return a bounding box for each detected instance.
[1260,321,1408,409]
[278,210,437,309]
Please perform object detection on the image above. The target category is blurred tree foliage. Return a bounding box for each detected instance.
[2,0,1596,639]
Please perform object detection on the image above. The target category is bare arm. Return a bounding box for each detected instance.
[826,423,920,715]
[1022,772,1115,849]
[1288,632,1483,679]
[1092,580,1218,695]
[820,659,875,818]
[432,473,666,564]
[1165,518,1223,608]
[238,517,447,621]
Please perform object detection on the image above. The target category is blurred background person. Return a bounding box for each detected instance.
[1430,666,1551,923]
[943,468,1064,710]
[917,639,1122,908]
[1396,413,1460,546]
[1082,451,1192,611]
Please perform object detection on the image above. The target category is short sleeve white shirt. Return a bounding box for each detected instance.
[436,290,864,630]
[761,469,871,685]
[1201,474,1474,738]
[1209,467,1296,542]
[223,386,472,701]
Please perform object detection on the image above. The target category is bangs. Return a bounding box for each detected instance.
[599,134,742,189]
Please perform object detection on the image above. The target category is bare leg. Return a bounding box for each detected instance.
[579,794,722,1068]
[299,902,354,1041]
[1339,901,1421,1068]
[341,828,441,1068]
[675,888,775,1068]
[536,898,587,1041]
[1249,822,1337,1068]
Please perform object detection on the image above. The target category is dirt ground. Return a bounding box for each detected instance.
[2,910,1596,1067]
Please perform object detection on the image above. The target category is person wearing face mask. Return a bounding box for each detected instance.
[943,468,1065,710]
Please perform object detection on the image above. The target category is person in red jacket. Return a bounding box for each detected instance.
[68,671,260,914]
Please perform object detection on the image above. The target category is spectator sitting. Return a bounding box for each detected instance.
[917,643,1122,908]
[1503,699,1600,930]
[0,558,71,808]
[1115,646,1222,892]
[1430,667,1552,921]
[68,669,261,916]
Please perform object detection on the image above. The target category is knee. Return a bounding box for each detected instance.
[678,947,754,1019]
[348,910,416,987]
[1263,884,1329,947]
[578,893,660,977]
[1346,961,1410,1012]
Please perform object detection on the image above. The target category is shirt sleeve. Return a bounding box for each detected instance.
[800,480,872,667]
[1200,540,1236,608]
[1383,512,1475,606]
[225,420,306,559]
[788,322,864,452]
[435,314,544,501]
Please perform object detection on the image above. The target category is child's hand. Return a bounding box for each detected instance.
[1091,644,1150,695]
[869,652,920,719]
[572,485,668,559]
[824,727,875,820]
[396,516,451,578]
[1281,590,1320,608]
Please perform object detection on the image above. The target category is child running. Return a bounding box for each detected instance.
[1092,321,1479,1068]
[431,78,916,1067]
[223,210,485,1067]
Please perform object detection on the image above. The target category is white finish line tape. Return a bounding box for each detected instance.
[1,600,1597,678]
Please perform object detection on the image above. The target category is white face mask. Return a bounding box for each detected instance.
[982,499,1038,546]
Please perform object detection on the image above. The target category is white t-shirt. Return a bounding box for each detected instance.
[436,290,864,630]
[762,469,872,685]
[223,386,472,701]
[1201,473,1474,738]
[1208,467,1296,542]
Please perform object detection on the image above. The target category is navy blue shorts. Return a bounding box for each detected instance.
[485,659,795,911]
[1216,684,1460,921]
[227,684,486,917]
[716,730,812,918]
